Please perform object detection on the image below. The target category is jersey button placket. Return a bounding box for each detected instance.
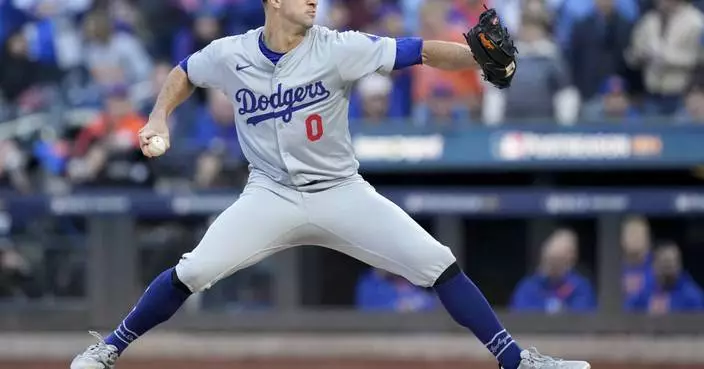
[272,63,293,180]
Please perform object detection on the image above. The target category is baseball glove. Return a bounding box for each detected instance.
[464,6,517,89]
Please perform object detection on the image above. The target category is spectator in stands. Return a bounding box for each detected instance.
[626,242,704,313]
[492,0,554,36]
[340,0,385,31]
[14,0,91,70]
[356,268,437,312]
[483,16,579,125]
[132,0,187,60]
[510,229,597,314]
[621,215,654,303]
[67,84,149,186]
[0,27,62,113]
[415,84,470,126]
[0,1,30,47]
[191,89,246,189]
[399,0,425,34]
[0,140,32,193]
[493,0,532,35]
[12,0,93,19]
[582,76,640,122]
[522,0,552,28]
[105,0,144,33]
[350,73,407,126]
[626,0,704,116]
[318,0,352,30]
[82,11,152,92]
[32,126,74,193]
[448,0,491,28]
[678,83,704,123]
[551,0,640,51]
[224,0,267,35]
[569,0,634,110]
[172,7,224,66]
[378,3,406,36]
[413,1,482,124]
[0,239,40,299]
[427,85,467,124]
[171,7,227,106]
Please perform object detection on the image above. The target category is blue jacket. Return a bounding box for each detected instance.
[622,254,654,303]
[355,270,437,312]
[626,273,704,313]
[510,272,597,313]
[192,107,243,159]
[554,0,639,50]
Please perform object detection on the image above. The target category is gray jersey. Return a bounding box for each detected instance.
[185,26,397,190]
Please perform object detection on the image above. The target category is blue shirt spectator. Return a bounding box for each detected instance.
[225,0,266,35]
[187,89,247,189]
[192,95,242,160]
[553,0,639,51]
[171,7,224,65]
[25,20,56,65]
[356,268,437,312]
[510,229,597,314]
[399,0,425,34]
[33,136,70,176]
[413,85,471,126]
[0,1,29,46]
[568,0,635,103]
[511,272,597,314]
[620,216,654,302]
[626,243,704,313]
[623,253,654,301]
[581,76,641,122]
[627,273,704,313]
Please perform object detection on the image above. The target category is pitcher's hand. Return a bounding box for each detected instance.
[138,119,170,158]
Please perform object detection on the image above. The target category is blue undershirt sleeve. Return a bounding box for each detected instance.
[393,37,423,70]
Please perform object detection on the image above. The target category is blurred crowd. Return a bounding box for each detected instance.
[353,215,704,314]
[3,0,704,193]
[506,215,704,314]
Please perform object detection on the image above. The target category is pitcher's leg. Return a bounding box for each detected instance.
[174,186,305,293]
[71,185,306,369]
[308,182,522,369]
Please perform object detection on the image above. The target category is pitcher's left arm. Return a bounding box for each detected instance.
[333,7,516,89]
[421,40,477,71]
[422,7,517,89]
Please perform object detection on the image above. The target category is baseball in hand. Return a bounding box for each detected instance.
[147,136,167,157]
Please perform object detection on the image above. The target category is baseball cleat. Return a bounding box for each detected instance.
[512,347,591,369]
[70,331,119,369]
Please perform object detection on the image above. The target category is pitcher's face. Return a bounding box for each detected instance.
[279,0,318,28]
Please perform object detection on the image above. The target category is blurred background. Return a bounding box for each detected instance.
[2,0,704,368]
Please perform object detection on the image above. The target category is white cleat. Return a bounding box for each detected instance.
[516,347,591,369]
[70,331,119,369]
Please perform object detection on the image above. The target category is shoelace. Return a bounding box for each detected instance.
[525,349,563,368]
[84,331,117,362]
[89,331,106,344]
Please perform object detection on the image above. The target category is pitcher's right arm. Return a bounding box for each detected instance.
[140,38,229,157]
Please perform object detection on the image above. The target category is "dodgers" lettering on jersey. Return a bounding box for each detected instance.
[236,81,331,125]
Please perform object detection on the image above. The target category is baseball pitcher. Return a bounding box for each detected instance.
[71,1,588,369]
